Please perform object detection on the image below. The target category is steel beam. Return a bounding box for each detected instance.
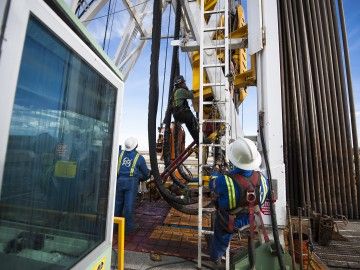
[121,0,146,36]
[255,0,286,226]
[171,38,247,51]
[79,0,108,25]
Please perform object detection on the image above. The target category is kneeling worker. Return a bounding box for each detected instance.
[208,137,269,265]
[115,137,150,233]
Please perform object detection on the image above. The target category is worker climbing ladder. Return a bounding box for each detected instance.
[198,0,232,268]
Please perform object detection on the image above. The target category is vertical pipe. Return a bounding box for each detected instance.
[308,0,336,216]
[298,207,303,270]
[283,0,307,210]
[320,0,348,216]
[337,0,360,218]
[287,205,296,269]
[303,0,332,215]
[296,0,325,214]
[330,0,358,218]
[291,0,314,211]
[314,0,342,215]
[326,0,355,218]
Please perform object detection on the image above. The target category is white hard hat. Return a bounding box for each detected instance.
[124,137,138,151]
[227,137,262,170]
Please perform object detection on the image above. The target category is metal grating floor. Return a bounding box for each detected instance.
[314,221,360,269]
[114,197,249,259]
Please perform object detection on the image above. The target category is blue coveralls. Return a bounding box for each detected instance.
[115,149,149,232]
[209,168,269,261]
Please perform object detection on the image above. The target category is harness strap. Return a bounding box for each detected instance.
[255,206,270,242]
[233,172,260,192]
[129,153,140,176]
[248,197,256,240]
[117,150,125,173]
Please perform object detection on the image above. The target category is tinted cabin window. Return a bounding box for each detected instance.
[0,16,117,269]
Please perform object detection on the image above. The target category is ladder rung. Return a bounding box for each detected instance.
[203,44,225,50]
[204,9,225,14]
[201,230,214,235]
[203,82,225,87]
[200,164,212,168]
[202,207,216,213]
[203,101,226,105]
[203,26,225,32]
[203,63,225,68]
[202,119,226,123]
[200,144,222,147]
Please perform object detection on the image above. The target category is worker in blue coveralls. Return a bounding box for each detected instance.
[115,137,150,233]
[207,137,269,267]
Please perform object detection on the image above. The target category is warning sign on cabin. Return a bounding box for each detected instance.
[261,200,271,215]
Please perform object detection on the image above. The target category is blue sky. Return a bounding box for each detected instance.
[66,0,360,150]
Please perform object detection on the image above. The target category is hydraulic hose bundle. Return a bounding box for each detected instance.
[148,0,207,214]
[278,0,359,218]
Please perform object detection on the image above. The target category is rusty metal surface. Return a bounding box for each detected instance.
[314,221,360,269]
[114,198,248,259]
[164,208,211,228]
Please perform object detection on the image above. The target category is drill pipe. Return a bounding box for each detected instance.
[291,0,315,210]
[331,0,359,218]
[326,0,355,218]
[283,0,307,209]
[337,0,360,218]
[319,0,348,216]
[297,0,325,213]
[325,0,352,217]
[314,0,342,215]
[308,0,336,216]
[303,0,332,215]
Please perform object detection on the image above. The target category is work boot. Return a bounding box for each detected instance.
[201,257,225,270]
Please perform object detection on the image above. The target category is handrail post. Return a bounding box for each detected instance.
[114,217,125,270]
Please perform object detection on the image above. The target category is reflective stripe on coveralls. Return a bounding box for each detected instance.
[117,150,125,173]
[260,174,268,205]
[129,153,140,176]
[224,175,236,209]
[117,151,140,177]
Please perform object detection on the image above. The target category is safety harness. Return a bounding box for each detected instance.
[117,150,140,177]
[218,172,270,242]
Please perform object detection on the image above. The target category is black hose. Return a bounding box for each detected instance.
[259,112,285,270]
[147,0,201,214]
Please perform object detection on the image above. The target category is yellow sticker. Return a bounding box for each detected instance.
[92,256,106,270]
[54,161,77,178]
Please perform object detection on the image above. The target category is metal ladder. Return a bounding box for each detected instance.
[198,0,231,268]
